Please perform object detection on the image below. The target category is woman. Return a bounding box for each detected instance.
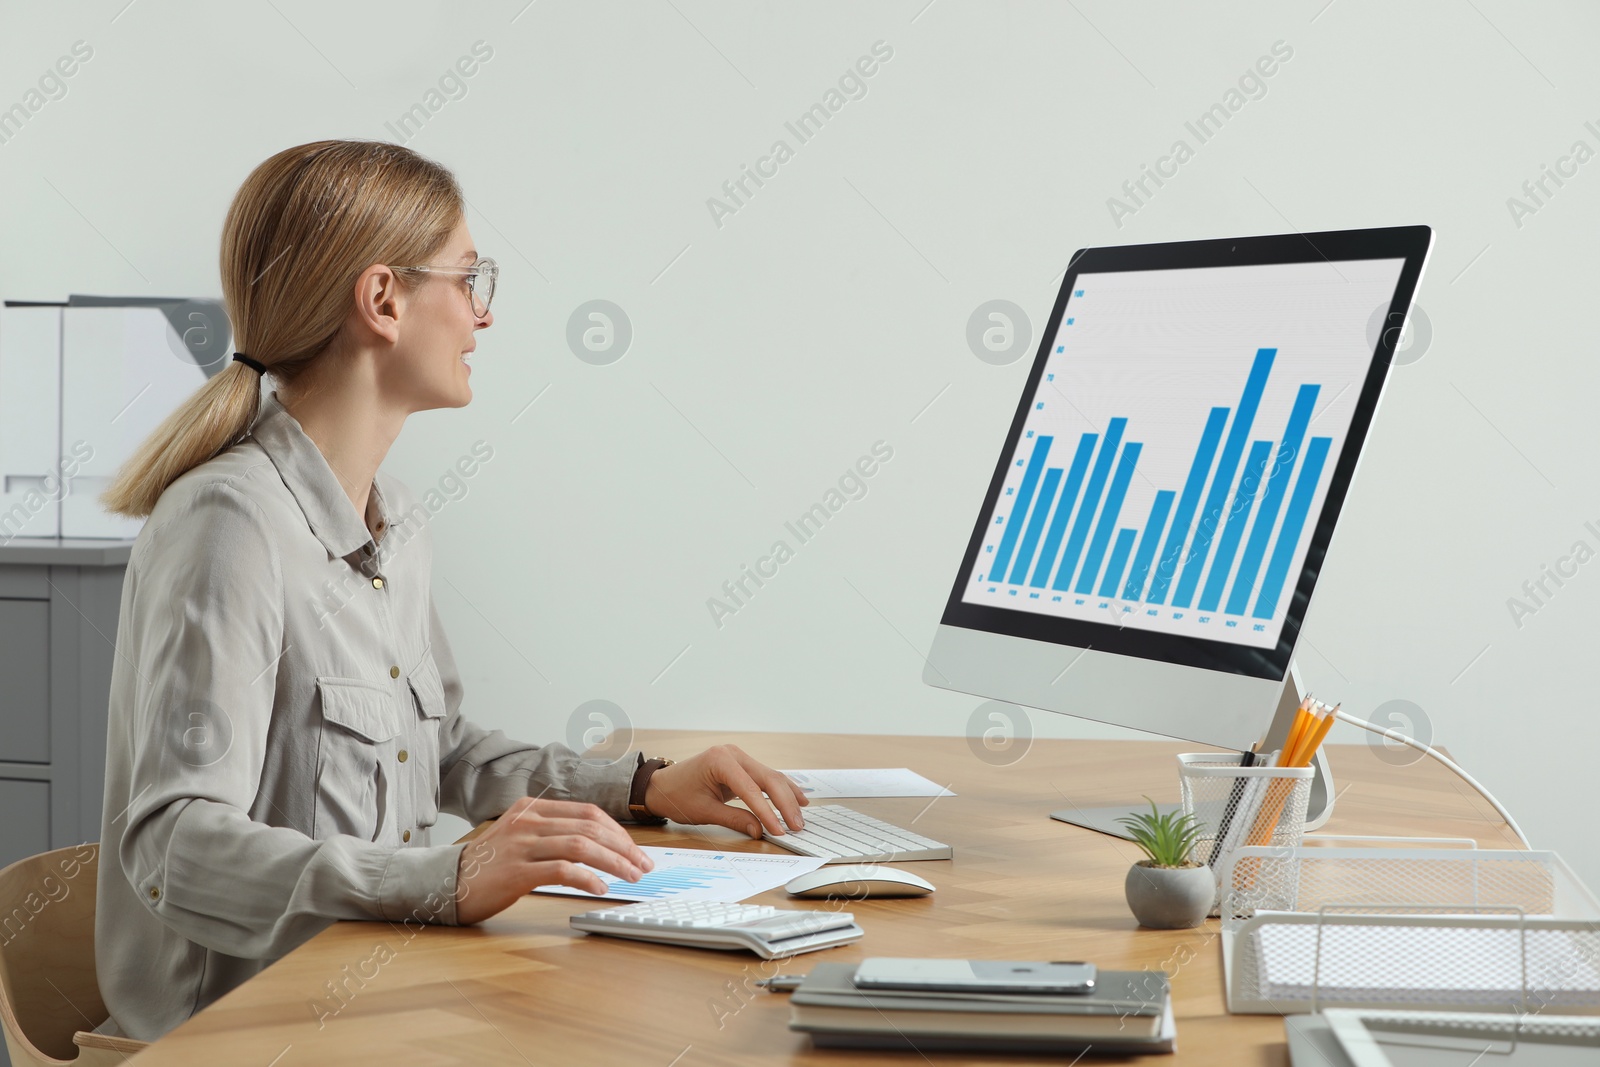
[92,139,807,1042]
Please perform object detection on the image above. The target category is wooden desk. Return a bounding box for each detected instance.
[125,731,1520,1065]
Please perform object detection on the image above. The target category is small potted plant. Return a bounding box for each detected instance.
[1117,798,1213,929]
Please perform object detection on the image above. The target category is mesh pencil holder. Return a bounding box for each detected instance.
[1177,753,1314,916]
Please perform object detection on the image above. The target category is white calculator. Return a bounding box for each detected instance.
[569,899,863,959]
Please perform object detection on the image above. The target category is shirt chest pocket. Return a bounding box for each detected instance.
[314,677,403,843]
[406,658,449,828]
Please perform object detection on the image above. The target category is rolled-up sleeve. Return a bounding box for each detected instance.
[117,482,464,960]
[427,590,640,825]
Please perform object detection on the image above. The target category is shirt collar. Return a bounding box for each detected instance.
[251,390,396,560]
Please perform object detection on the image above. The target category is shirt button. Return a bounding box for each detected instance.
[398,749,408,763]
[148,886,160,900]
[372,577,384,589]
[403,829,412,843]
[390,665,400,678]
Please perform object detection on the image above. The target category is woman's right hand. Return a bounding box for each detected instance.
[454,796,655,925]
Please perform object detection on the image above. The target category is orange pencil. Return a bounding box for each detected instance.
[1279,697,1314,767]
[1287,704,1325,766]
[1293,703,1338,767]
[1247,699,1332,847]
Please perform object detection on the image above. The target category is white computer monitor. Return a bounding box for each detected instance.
[925,225,1432,835]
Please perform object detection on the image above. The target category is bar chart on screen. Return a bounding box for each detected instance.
[962,259,1405,651]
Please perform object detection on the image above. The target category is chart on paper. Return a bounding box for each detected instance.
[962,258,1407,650]
[532,846,826,904]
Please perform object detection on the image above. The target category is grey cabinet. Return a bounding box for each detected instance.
[0,779,49,873]
[0,600,49,764]
[0,542,133,1067]
[0,539,132,875]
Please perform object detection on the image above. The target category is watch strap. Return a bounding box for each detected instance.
[628,755,673,824]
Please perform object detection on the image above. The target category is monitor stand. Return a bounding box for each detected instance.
[1049,667,1337,839]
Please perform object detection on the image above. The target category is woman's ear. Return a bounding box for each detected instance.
[352,264,403,346]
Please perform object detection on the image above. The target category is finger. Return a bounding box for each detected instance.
[719,764,787,838]
[526,833,646,885]
[747,764,806,831]
[497,796,600,835]
[516,796,629,822]
[530,859,609,897]
[719,749,804,831]
[507,815,652,874]
[504,799,652,868]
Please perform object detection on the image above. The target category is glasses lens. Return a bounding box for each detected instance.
[476,259,496,316]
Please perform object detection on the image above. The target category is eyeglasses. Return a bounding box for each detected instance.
[391,257,498,318]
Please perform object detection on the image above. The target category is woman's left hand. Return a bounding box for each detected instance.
[642,744,809,839]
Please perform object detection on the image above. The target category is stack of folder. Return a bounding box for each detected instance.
[787,962,1176,1054]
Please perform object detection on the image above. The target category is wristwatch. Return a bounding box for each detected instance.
[628,754,675,824]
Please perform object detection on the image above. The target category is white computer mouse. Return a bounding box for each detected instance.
[784,864,935,899]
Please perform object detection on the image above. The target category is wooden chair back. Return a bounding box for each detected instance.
[0,845,147,1066]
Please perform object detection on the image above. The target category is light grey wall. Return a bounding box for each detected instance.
[4,2,1598,888]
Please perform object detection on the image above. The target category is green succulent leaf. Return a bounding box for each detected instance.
[1115,797,1204,868]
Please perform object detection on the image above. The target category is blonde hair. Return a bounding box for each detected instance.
[100,139,464,519]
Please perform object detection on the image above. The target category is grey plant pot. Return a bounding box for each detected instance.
[1124,861,1215,929]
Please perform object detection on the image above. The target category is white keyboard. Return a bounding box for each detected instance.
[764,804,952,863]
[570,899,863,959]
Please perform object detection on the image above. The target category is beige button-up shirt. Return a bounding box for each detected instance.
[95,390,640,1041]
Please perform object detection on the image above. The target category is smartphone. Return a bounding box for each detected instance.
[852,958,1097,995]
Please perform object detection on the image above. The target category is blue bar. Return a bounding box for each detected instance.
[1098,528,1139,598]
[1145,407,1229,605]
[1008,467,1063,584]
[1123,490,1175,601]
[1198,440,1272,612]
[1253,435,1332,620]
[1171,348,1277,608]
[1075,442,1143,594]
[1029,434,1098,587]
[1051,418,1127,591]
[1226,383,1320,616]
[988,435,1053,581]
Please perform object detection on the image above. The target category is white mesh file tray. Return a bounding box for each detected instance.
[1218,844,1600,1015]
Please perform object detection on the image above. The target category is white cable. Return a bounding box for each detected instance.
[1331,708,1532,849]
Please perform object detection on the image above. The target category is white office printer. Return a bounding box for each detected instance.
[0,295,232,540]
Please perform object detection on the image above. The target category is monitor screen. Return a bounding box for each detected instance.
[938,227,1430,683]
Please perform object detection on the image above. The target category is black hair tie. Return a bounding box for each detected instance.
[233,352,267,375]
